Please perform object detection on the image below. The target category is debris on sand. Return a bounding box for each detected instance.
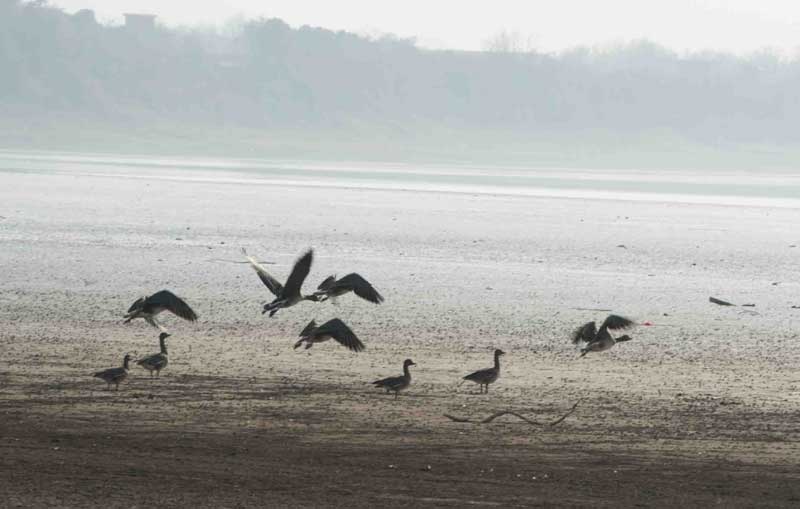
[709,297,735,306]
[444,400,581,426]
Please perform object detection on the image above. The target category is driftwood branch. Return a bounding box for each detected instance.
[207,259,276,265]
[709,296,734,306]
[444,400,581,426]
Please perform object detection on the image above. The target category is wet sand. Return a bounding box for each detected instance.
[1,158,800,507]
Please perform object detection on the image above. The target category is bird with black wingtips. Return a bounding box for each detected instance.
[372,359,415,399]
[313,273,384,305]
[572,314,636,357]
[93,353,132,391]
[137,332,170,377]
[462,349,505,393]
[123,290,197,332]
[294,318,365,352]
[243,248,318,317]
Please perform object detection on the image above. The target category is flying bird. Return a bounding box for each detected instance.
[243,248,317,317]
[572,314,636,357]
[93,353,132,391]
[124,290,198,332]
[313,273,384,304]
[372,359,416,399]
[294,318,365,352]
[462,349,505,393]
[137,332,170,377]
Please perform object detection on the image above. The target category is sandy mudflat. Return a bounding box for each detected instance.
[1,156,800,507]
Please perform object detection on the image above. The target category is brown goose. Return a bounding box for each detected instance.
[294,318,365,352]
[572,314,635,357]
[93,353,132,390]
[124,290,197,332]
[463,349,505,393]
[137,332,170,377]
[372,359,415,399]
[243,248,317,317]
[313,273,384,304]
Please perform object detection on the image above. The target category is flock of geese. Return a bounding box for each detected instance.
[94,248,638,395]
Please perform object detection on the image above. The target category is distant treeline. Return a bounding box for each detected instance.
[1,0,799,147]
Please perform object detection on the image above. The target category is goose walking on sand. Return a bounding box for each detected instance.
[93,353,132,391]
[373,359,416,399]
[572,314,636,357]
[313,273,384,305]
[124,290,198,332]
[243,248,317,317]
[137,332,170,377]
[463,349,505,393]
[294,318,365,352]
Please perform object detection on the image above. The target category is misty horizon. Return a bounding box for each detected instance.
[2,0,800,168]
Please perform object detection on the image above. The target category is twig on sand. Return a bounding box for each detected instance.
[571,307,613,312]
[709,296,735,306]
[443,400,581,426]
[208,259,276,264]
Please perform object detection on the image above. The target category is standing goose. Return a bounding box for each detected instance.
[372,359,416,399]
[313,273,384,304]
[463,349,505,393]
[243,248,317,317]
[572,314,636,357]
[93,353,132,391]
[124,290,198,332]
[294,318,365,352]
[137,332,170,377]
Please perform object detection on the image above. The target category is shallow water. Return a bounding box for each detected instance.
[3,150,800,208]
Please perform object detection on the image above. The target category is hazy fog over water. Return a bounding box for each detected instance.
[3,1,800,168]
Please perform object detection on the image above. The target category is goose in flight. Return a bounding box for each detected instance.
[313,273,384,304]
[124,290,198,332]
[373,359,416,399]
[462,349,505,393]
[294,318,365,352]
[93,353,132,390]
[137,332,170,377]
[243,248,317,317]
[572,314,636,357]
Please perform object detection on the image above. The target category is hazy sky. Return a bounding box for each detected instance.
[49,0,800,55]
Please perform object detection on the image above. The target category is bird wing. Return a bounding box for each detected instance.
[602,314,635,331]
[243,248,283,297]
[314,318,364,352]
[571,321,597,344]
[137,353,167,369]
[317,275,337,291]
[299,319,317,337]
[463,367,493,382]
[282,249,313,298]
[373,375,403,387]
[127,296,146,313]
[147,290,198,321]
[94,367,124,379]
[335,273,384,304]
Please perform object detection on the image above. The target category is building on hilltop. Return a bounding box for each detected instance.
[123,13,157,31]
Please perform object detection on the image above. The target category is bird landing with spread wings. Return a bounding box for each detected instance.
[243,248,318,317]
[123,290,198,332]
[294,318,365,352]
[572,314,636,357]
[313,273,384,305]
